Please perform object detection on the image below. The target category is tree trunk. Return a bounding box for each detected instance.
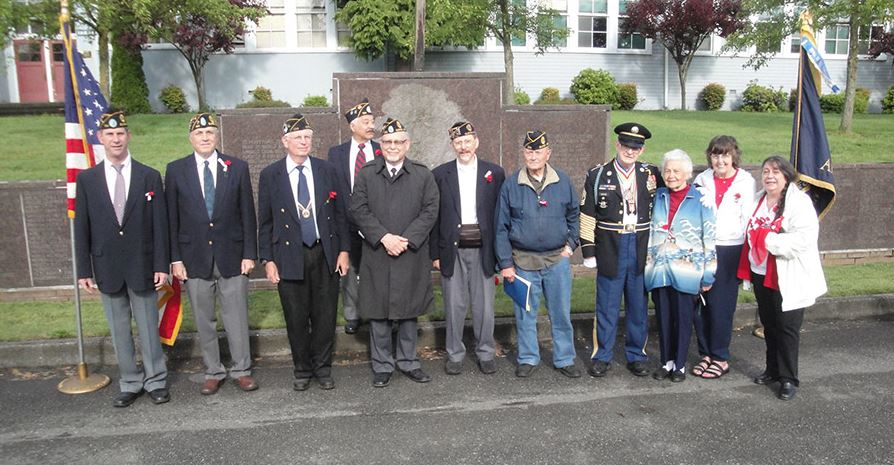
[838,15,859,134]
[97,29,110,99]
[414,0,425,71]
[499,0,515,105]
[185,50,207,111]
[677,59,689,111]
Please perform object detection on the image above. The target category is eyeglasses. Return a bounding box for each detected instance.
[710,153,732,160]
[380,139,408,147]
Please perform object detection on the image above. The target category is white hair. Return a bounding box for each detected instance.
[662,149,693,180]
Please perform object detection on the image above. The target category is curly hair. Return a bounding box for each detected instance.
[761,155,798,220]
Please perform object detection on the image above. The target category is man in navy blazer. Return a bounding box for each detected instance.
[258,114,350,391]
[165,113,258,395]
[74,111,170,408]
[430,122,505,375]
[327,99,380,334]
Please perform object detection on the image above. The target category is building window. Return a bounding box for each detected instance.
[578,0,607,48]
[617,0,645,50]
[52,43,64,62]
[825,24,849,55]
[789,33,801,53]
[15,42,41,62]
[336,20,351,47]
[697,35,713,53]
[857,25,886,55]
[256,14,286,48]
[296,0,327,47]
[542,0,568,48]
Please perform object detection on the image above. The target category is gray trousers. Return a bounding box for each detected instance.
[101,286,167,393]
[369,318,420,373]
[339,262,360,322]
[184,263,251,380]
[441,248,496,363]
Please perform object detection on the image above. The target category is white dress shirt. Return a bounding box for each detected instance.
[286,155,320,240]
[194,151,219,197]
[349,138,373,191]
[104,153,132,202]
[456,157,478,224]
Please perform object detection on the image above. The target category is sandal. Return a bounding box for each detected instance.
[691,357,712,377]
[701,361,730,379]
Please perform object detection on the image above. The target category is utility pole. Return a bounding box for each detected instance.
[414,0,425,71]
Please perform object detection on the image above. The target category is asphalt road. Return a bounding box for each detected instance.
[2,317,893,465]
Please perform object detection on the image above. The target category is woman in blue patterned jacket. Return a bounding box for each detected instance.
[645,150,717,382]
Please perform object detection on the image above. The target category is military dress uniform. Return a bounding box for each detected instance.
[580,123,662,375]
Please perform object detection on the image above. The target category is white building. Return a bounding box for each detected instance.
[3,0,892,112]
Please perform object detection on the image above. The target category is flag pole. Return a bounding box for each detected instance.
[57,0,110,395]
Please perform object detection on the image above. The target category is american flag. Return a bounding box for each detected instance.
[63,19,107,219]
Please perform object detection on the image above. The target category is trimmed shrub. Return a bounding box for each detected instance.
[883,85,894,114]
[535,87,562,105]
[616,83,638,110]
[699,83,726,111]
[788,88,798,112]
[740,81,786,112]
[513,88,531,105]
[820,88,870,114]
[236,99,291,109]
[570,68,619,106]
[560,97,577,104]
[302,95,329,107]
[159,85,189,113]
[110,43,151,114]
[251,86,274,102]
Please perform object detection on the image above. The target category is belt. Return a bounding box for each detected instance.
[596,221,649,234]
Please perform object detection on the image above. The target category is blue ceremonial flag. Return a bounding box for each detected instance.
[790,11,837,220]
[63,17,108,219]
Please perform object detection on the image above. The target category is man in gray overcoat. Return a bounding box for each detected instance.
[349,118,440,388]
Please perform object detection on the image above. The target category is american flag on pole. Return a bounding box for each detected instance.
[63,19,107,219]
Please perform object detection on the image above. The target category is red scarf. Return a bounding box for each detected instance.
[737,195,782,290]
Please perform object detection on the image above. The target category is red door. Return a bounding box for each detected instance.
[50,41,66,102]
[14,40,49,103]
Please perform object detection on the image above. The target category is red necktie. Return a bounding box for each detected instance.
[354,143,366,178]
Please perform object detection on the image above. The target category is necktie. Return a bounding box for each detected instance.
[390,167,397,178]
[112,164,125,225]
[296,166,318,246]
[203,160,215,219]
[354,143,366,178]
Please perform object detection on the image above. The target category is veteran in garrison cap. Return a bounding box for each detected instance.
[74,110,171,407]
[580,122,664,379]
[258,113,351,391]
[349,117,440,388]
[430,121,505,375]
[326,99,381,335]
[165,112,260,395]
[494,130,581,379]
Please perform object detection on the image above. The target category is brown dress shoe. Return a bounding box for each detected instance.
[200,378,225,395]
[235,375,259,391]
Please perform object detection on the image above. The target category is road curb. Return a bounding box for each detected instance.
[1,294,891,368]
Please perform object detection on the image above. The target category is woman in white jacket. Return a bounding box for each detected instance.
[737,156,827,401]
[691,136,755,379]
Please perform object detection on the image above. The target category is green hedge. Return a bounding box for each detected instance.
[616,83,638,110]
[159,85,189,113]
[535,87,561,105]
[820,88,870,114]
[514,88,531,105]
[110,43,151,114]
[740,81,786,112]
[570,68,618,106]
[883,85,894,114]
[699,83,726,111]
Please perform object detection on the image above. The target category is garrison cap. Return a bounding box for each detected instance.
[523,130,549,150]
[614,122,651,148]
[448,121,476,140]
[189,112,217,132]
[345,99,373,123]
[283,113,312,134]
[99,111,127,130]
[381,118,406,134]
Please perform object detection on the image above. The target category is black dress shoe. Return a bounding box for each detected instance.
[345,320,360,335]
[445,360,463,375]
[399,368,432,383]
[627,361,651,377]
[670,370,686,383]
[372,372,392,388]
[293,378,312,391]
[148,388,170,404]
[318,377,335,390]
[556,364,582,378]
[652,368,671,381]
[778,382,797,401]
[515,363,537,378]
[478,359,497,375]
[588,360,610,378]
[113,391,142,408]
[753,372,777,385]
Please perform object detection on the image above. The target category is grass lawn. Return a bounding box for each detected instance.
[1,112,892,182]
[1,262,890,342]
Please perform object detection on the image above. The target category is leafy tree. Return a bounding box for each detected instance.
[129,0,267,110]
[623,0,745,110]
[868,28,894,62]
[110,40,151,113]
[724,0,894,133]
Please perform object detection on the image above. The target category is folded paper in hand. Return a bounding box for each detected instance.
[503,275,533,312]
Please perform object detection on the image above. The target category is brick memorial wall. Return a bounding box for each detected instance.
[0,72,891,289]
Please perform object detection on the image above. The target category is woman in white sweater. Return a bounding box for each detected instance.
[691,136,755,379]
[737,156,827,401]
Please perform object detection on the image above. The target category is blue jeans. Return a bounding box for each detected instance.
[514,257,576,367]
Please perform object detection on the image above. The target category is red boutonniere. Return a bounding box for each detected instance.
[326,191,337,204]
[218,158,232,174]
[374,149,382,157]
[484,170,493,183]
[538,199,548,207]
[145,191,155,201]
[734,193,741,202]
[661,223,669,230]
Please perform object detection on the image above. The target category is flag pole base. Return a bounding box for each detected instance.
[57,363,110,394]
